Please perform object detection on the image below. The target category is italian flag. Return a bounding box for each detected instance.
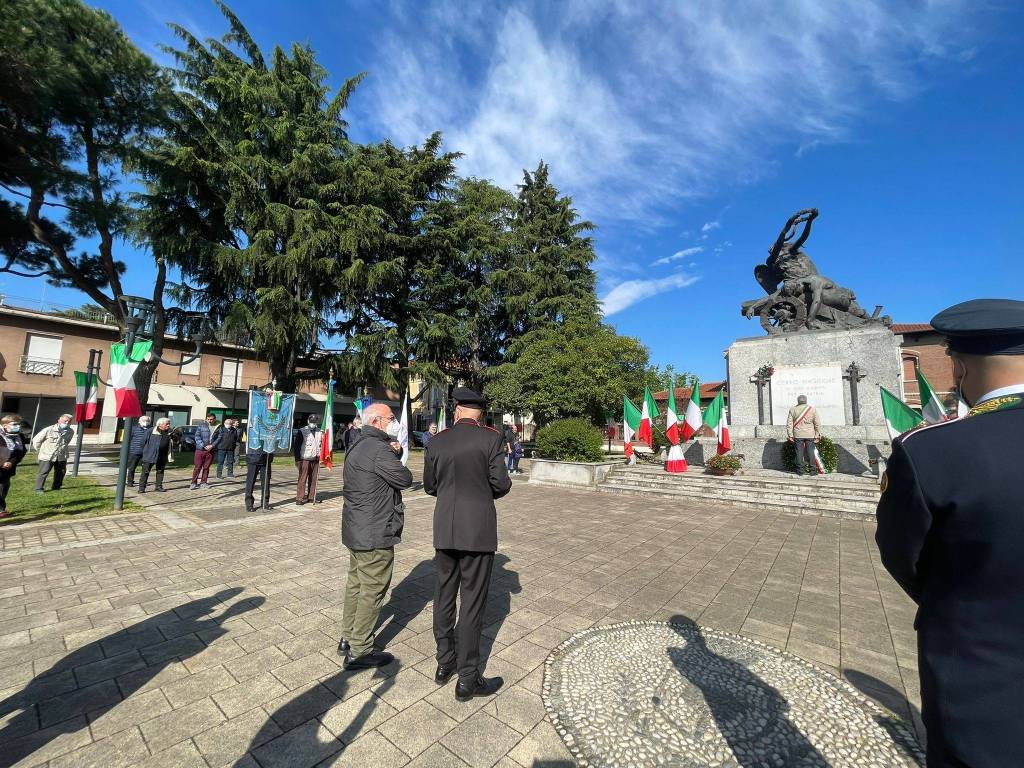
[664,382,687,472]
[916,369,947,424]
[881,386,924,442]
[681,377,702,440]
[110,340,152,418]
[702,389,731,455]
[638,387,657,447]
[623,396,641,463]
[399,391,410,467]
[320,378,335,468]
[435,401,446,432]
[74,371,99,422]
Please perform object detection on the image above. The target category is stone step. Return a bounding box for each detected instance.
[607,470,880,500]
[595,481,877,521]
[599,478,877,512]
[617,465,879,491]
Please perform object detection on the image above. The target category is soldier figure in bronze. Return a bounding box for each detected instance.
[741,208,891,334]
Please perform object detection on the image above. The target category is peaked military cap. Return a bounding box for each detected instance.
[931,298,1024,356]
[452,387,487,406]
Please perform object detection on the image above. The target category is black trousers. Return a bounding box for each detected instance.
[433,549,494,683]
[0,473,11,512]
[127,453,143,485]
[245,458,272,509]
[35,459,67,490]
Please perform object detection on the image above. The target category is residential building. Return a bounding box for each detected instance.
[892,323,956,409]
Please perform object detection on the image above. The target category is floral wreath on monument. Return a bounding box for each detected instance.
[781,435,838,473]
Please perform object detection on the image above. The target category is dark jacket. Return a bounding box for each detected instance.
[246,445,274,464]
[292,425,322,461]
[424,418,512,552]
[875,399,1024,767]
[342,425,413,550]
[0,433,27,477]
[141,429,173,465]
[128,424,149,455]
[343,426,362,452]
[214,426,240,452]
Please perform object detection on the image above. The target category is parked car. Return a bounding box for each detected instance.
[172,425,199,453]
[519,439,537,458]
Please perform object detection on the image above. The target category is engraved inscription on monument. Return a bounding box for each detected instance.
[771,364,846,425]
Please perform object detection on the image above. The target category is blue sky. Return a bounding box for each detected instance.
[4,0,1022,383]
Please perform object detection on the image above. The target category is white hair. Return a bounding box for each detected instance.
[59,413,74,421]
[155,417,171,428]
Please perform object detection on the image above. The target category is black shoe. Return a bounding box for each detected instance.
[156,487,166,492]
[435,664,456,685]
[455,675,503,701]
[338,638,350,656]
[296,500,305,506]
[343,650,393,671]
[245,505,254,513]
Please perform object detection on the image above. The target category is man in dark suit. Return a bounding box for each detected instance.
[876,298,1024,768]
[244,444,274,512]
[424,387,512,700]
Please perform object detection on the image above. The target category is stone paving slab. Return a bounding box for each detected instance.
[0,481,920,767]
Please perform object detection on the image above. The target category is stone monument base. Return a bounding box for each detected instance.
[684,437,889,476]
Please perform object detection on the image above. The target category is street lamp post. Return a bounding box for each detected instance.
[112,295,211,511]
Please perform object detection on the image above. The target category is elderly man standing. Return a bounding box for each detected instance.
[31,414,75,494]
[292,414,323,505]
[786,394,822,475]
[339,403,412,670]
[424,387,512,700]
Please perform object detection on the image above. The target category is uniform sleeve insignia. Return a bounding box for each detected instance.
[967,394,1024,418]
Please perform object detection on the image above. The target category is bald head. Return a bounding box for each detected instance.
[950,349,1024,406]
[363,403,395,431]
[455,404,483,422]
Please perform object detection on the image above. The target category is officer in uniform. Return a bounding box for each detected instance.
[424,387,512,700]
[244,444,274,512]
[876,298,1024,767]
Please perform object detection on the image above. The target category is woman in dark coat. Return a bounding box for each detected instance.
[138,418,174,493]
[0,414,28,518]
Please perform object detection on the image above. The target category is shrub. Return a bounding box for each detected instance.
[782,435,838,473]
[535,419,605,462]
[706,453,742,472]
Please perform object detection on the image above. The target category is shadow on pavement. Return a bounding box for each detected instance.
[0,588,262,768]
[667,614,828,768]
[844,668,925,758]
[373,559,435,650]
[480,553,522,664]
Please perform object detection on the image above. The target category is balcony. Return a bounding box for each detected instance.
[19,355,64,376]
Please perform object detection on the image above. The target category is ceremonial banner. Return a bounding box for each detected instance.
[399,392,410,467]
[702,389,731,455]
[74,371,99,422]
[320,379,335,469]
[880,386,923,441]
[110,340,153,417]
[682,377,702,440]
[664,382,687,473]
[623,396,642,465]
[247,389,297,452]
[916,369,948,424]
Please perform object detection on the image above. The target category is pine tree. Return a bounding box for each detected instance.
[136,1,370,391]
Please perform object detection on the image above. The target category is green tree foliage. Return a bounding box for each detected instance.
[484,317,654,425]
[0,0,170,400]
[137,1,370,390]
[535,418,605,462]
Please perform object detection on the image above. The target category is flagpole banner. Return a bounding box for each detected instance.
[399,392,410,467]
[320,379,335,469]
[682,377,702,441]
[880,386,924,442]
[623,396,642,464]
[74,371,99,422]
[248,389,297,452]
[915,369,948,424]
[110,340,153,418]
[702,389,731,455]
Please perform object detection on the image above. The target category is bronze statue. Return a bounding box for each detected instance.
[741,208,891,334]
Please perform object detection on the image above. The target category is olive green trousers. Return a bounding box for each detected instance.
[341,547,395,657]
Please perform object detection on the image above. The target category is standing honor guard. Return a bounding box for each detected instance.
[424,387,512,700]
[876,298,1024,768]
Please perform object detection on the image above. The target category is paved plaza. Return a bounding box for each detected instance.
[0,463,922,767]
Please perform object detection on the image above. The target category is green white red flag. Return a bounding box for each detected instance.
[702,389,731,455]
[881,386,924,441]
[638,387,657,447]
[664,381,687,472]
[915,369,948,424]
[681,377,702,440]
[74,371,99,422]
[435,400,446,432]
[623,396,642,462]
[320,379,335,468]
[110,340,152,418]
[399,391,410,467]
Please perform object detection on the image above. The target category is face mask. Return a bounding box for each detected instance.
[386,420,401,438]
[140,421,151,428]
[59,423,71,430]
[6,424,22,434]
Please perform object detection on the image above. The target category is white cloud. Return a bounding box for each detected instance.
[651,246,703,267]
[600,273,700,316]
[360,1,982,225]
[701,221,721,234]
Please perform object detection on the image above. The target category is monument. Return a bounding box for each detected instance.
[717,209,904,474]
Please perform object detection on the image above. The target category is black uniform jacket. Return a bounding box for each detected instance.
[423,418,512,552]
[875,401,1024,767]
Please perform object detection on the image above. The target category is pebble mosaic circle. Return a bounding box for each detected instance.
[542,620,924,768]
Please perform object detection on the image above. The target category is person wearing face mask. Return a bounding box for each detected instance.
[876,299,1024,768]
[292,414,323,505]
[338,403,412,670]
[0,414,28,519]
[31,414,75,493]
[126,415,152,487]
[138,418,174,493]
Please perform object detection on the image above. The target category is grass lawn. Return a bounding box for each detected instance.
[1,458,141,526]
